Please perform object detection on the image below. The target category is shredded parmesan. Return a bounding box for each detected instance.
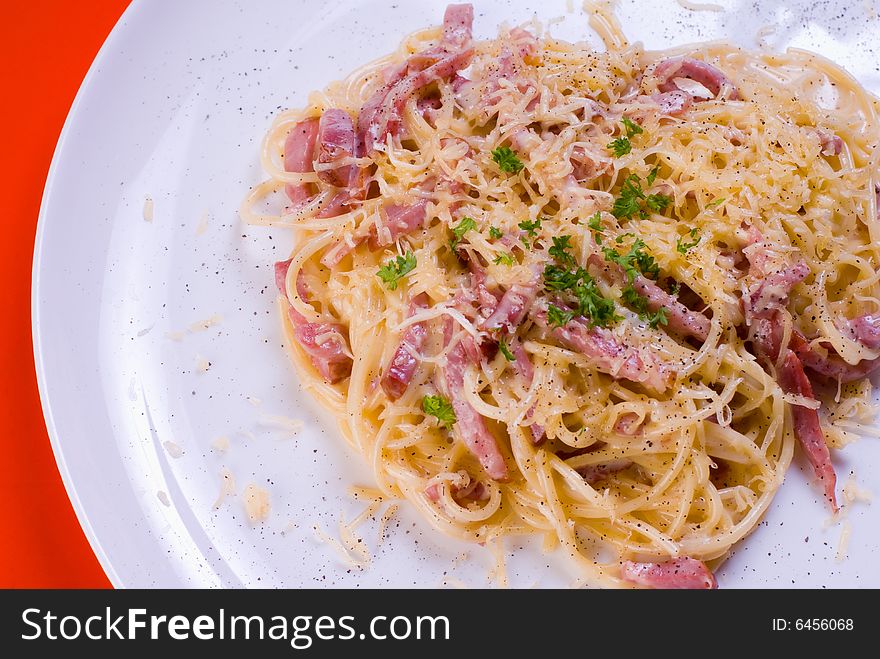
[196,209,210,236]
[195,355,211,373]
[211,435,231,452]
[189,314,223,332]
[675,0,724,11]
[243,483,271,523]
[258,414,304,434]
[212,467,236,509]
[156,490,171,507]
[163,440,183,459]
[142,196,154,222]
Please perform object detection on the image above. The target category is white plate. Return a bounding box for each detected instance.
[34,0,880,588]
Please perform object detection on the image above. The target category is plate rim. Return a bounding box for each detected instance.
[30,0,146,590]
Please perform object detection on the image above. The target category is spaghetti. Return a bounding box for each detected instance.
[242,3,880,588]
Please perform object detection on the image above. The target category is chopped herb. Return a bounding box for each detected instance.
[498,340,516,362]
[493,252,515,266]
[549,235,576,266]
[676,227,701,254]
[608,136,632,158]
[611,174,645,220]
[547,304,575,328]
[518,217,542,238]
[646,165,660,186]
[575,277,619,327]
[707,197,726,208]
[491,146,524,174]
[645,193,672,213]
[543,264,583,291]
[587,212,604,245]
[489,226,503,239]
[450,217,477,249]
[622,286,668,329]
[668,280,681,296]
[520,235,531,248]
[622,116,643,138]
[422,395,456,428]
[646,307,669,329]
[602,237,659,282]
[376,251,417,290]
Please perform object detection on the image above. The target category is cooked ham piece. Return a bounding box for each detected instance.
[479,280,539,332]
[274,259,353,384]
[539,313,674,393]
[589,255,710,342]
[283,118,319,205]
[655,57,740,100]
[620,557,717,589]
[442,320,509,481]
[358,4,474,154]
[315,109,359,188]
[845,314,880,349]
[740,243,838,509]
[745,262,809,323]
[777,351,838,511]
[381,294,430,400]
[649,90,693,116]
[789,329,880,384]
[816,129,843,156]
[368,200,429,249]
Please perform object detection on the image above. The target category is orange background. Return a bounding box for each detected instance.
[0,0,131,587]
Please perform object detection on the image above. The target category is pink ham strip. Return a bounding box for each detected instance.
[845,314,880,349]
[358,5,474,154]
[816,129,843,156]
[788,329,880,383]
[368,200,428,250]
[740,250,837,510]
[540,313,674,393]
[442,321,509,481]
[777,350,838,511]
[649,90,693,116]
[283,118,319,205]
[745,262,810,323]
[479,281,538,332]
[315,109,358,188]
[621,557,717,589]
[589,255,710,342]
[381,294,430,400]
[655,57,740,100]
[274,259,353,384]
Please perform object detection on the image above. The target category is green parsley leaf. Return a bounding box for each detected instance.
[493,252,515,266]
[575,277,620,327]
[547,304,575,328]
[422,395,456,428]
[646,165,660,186]
[611,174,645,220]
[602,237,659,282]
[450,217,477,249]
[518,217,542,238]
[645,193,672,213]
[676,228,701,254]
[549,235,576,266]
[608,136,632,158]
[622,116,643,138]
[543,264,582,291]
[707,197,726,208]
[622,285,668,329]
[498,340,516,362]
[376,251,417,291]
[491,146,524,174]
[489,226,503,239]
[668,280,681,296]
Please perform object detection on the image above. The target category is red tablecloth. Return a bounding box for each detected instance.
[0,0,132,588]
